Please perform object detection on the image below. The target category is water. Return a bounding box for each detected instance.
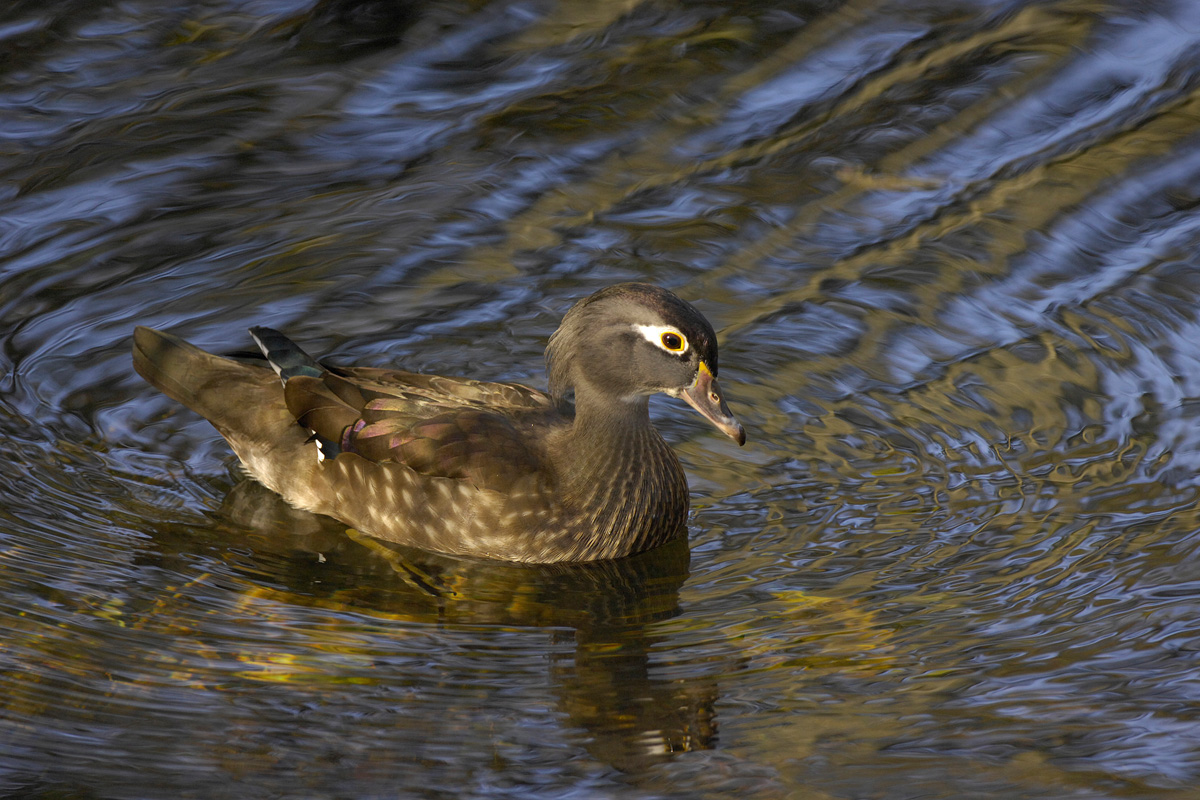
[4,0,1200,797]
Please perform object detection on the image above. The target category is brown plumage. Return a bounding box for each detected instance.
[133,283,745,563]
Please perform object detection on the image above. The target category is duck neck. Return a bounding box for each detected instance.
[558,385,679,499]
[569,388,653,464]
[550,383,689,557]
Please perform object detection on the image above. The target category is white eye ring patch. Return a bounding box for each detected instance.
[633,323,690,354]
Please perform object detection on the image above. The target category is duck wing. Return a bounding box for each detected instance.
[332,365,555,414]
[281,364,559,493]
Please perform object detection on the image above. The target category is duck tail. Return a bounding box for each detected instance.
[248,326,325,382]
[132,326,268,422]
[132,326,215,410]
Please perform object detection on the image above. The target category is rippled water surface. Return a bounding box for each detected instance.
[5,0,1200,797]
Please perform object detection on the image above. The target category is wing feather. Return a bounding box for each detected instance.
[282,366,558,493]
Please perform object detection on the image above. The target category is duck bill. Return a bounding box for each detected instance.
[679,362,746,446]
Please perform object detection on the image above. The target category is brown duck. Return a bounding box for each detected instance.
[133,283,745,563]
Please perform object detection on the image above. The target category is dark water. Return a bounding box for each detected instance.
[4,0,1200,797]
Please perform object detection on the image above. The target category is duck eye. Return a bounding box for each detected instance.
[660,331,686,352]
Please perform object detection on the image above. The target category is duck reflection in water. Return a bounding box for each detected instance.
[207,480,719,773]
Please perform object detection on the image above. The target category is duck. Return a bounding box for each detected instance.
[132,283,745,563]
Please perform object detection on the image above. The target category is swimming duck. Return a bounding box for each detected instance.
[133,283,744,563]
